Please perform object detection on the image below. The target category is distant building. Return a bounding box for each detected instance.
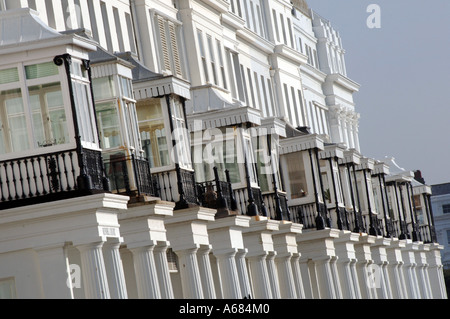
[431,182,450,269]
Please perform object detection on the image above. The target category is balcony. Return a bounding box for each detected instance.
[0,148,108,210]
[104,154,158,199]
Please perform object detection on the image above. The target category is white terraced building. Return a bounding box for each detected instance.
[0,0,446,299]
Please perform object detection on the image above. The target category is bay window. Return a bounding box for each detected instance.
[285,152,309,199]
[137,98,170,168]
[0,61,71,156]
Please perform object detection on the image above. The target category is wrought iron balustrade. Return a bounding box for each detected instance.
[233,186,268,216]
[0,148,110,209]
[290,202,317,229]
[262,191,291,221]
[197,179,236,212]
[104,154,157,198]
[151,168,198,208]
[418,224,437,243]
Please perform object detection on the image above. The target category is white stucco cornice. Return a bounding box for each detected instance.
[187,105,262,131]
[338,149,361,165]
[319,143,345,160]
[355,157,375,171]
[260,117,287,138]
[373,161,390,175]
[133,75,191,100]
[279,134,325,155]
[325,73,361,93]
[272,44,308,66]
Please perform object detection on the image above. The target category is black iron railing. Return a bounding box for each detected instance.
[290,202,316,229]
[151,168,198,208]
[104,155,157,198]
[0,148,111,209]
[262,191,291,221]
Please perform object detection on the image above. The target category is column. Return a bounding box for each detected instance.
[330,256,343,299]
[103,240,128,299]
[298,257,314,299]
[354,235,376,299]
[247,254,273,299]
[385,239,407,299]
[370,238,393,299]
[266,251,281,299]
[236,249,253,299]
[176,248,204,299]
[214,250,242,299]
[333,231,361,299]
[402,242,421,299]
[426,243,448,299]
[313,256,338,299]
[415,244,432,299]
[275,252,297,299]
[197,245,217,299]
[336,257,359,299]
[129,244,161,299]
[154,242,175,299]
[76,242,110,299]
[291,254,306,299]
[36,244,74,299]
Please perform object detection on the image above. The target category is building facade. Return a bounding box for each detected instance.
[0,0,447,299]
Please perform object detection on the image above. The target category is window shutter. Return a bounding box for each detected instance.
[157,16,171,72]
[168,22,183,77]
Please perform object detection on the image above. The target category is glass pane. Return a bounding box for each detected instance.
[286,152,308,199]
[72,81,97,144]
[0,68,19,84]
[96,101,122,149]
[0,279,16,299]
[92,76,116,100]
[137,99,170,167]
[120,76,132,98]
[25,62,59,80]
[29,83,68,147]
[2,89,29,153]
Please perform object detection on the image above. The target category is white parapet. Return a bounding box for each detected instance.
[0,193,130,299]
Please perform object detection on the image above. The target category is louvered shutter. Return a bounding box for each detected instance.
[168,22,183,77]
[157,16,171,72]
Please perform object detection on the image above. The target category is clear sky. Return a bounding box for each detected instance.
[308,0,450,186]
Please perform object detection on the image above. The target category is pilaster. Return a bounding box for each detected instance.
[426,243,448,299]
[208,215,251,299]
[296,228,342,299]
[272,222,303,299]
[333,230,361,299]
[242,217,280,299]
[119,199,175,299]
[370,236,393,299]
[354,234,376,299]
[401,240,421,299]
[164,206,216,299]
[385,238,407,299]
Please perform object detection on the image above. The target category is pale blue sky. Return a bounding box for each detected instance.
[308,0,450,185]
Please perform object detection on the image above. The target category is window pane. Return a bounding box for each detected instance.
[93,76,116,100]
[1,89,29,153]
[0,68,19,84]
[286,152,308,199]
[137,99,169,168]
[25,62,59,80]
[0,278,16,299]
[29,83,68,147]
[96,101,122,149]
